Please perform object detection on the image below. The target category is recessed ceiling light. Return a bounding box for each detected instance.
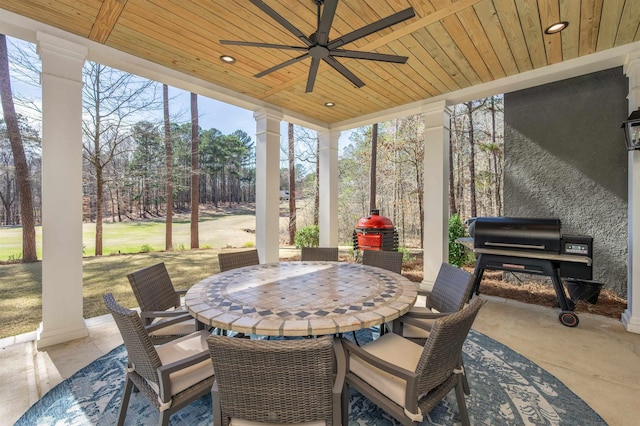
[544,22,569,34]
[324,102,335,107]
[220,55,236,64]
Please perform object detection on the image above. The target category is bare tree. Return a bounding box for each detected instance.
[0,34,36,262]
[163,84,173,250]
[288,123,296,244]
[82,62,159,255]
[190,92,199,249]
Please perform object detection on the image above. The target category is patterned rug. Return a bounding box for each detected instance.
[16,329,606,425]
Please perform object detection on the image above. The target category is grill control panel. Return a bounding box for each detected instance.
[564,242,589,255]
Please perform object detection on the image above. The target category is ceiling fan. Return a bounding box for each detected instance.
[220,0,416,93]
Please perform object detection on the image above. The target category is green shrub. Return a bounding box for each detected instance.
[140,244,154,253]
[397,246,414,262]
[294,225,319,249]
[448,214,469,267]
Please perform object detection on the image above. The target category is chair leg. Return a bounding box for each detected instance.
[460,358,470,395]
[341,384,350,426]
[454,377,471,426]
[159,410,171,426]
[117,376,133,426]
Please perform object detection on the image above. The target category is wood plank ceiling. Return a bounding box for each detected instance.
[1,0,639,124]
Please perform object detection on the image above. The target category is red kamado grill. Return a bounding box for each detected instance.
[469,217,594,328]
[353,209,399,252]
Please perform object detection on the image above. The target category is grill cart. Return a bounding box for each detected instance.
[469,217,593,327]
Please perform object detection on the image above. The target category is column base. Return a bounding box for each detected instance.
[36,320,89,350]
[622,309,640,334]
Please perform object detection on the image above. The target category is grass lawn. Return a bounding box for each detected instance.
[0,249,225,339]
[0,212,257,261]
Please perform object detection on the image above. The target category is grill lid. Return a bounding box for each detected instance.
[356,209,394,229]
[473,217,562,253]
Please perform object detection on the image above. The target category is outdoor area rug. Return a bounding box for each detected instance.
[16,328,606,425]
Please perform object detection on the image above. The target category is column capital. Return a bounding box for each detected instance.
[36,32,87,83]
[421,100,452,129]
[624,49,640,75]
[253,108,283,122]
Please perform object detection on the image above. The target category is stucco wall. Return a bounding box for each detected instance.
[503,67,629,295]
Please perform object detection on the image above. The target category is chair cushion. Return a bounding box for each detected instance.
[230,419,326,426]
[349,333,423,408]
[151,330,214,396]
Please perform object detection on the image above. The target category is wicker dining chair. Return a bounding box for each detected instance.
[207,334,346,426]
[362,249,403,274]
[218,248,260,272]
[342,297,486,426]
[103,293,215,426]
[127,262,198,343]
[394,262,476,343]
[301,246,339,261]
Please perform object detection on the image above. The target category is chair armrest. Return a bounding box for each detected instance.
[140,310,189,320]
[402,307,453,320]
[417,288,432,297]
[175,289,187,296]
[157,350,211,402]
[341,338,418,382]
[143,313,194,334]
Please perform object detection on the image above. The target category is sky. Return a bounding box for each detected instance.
[4,36,355,154]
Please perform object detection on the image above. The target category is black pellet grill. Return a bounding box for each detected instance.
[470,217,593,327]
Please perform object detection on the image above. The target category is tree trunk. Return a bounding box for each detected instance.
[163,84,173,250]
[0,35,37,262]
[448,131,457,215]
[490,96,502,216]
[288,123,296,244]
[370,123,378,211]
[466,102,477,218]
[190,92,199,249]
[314,136,319,226]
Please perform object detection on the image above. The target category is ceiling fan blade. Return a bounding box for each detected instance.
[323,56,365,88]
[330,49,409,63]
[305,57,321,93]
[250,0,313,47]
[220,40,308,51]
[255,52,310,78]
[327,7,415,50]
[315,0,338,46]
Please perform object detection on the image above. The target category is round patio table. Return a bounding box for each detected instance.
[185,261,417,337]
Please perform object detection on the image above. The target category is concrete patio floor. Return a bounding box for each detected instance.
[1,294,639,425]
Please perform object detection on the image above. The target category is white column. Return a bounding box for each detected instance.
[36,33,88,348]
[254,109,282,263]
[422,101,451,289]
[622,50,640,334]
[318,129,340,247]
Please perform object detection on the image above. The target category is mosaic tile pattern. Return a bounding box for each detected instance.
[185,262,417,336]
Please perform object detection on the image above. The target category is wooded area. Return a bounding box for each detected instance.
[0,36,503,261]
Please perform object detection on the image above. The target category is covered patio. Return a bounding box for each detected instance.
[0,3,640,421]
[2,288,639,424]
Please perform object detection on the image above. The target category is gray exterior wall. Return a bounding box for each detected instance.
[503,67,629,295]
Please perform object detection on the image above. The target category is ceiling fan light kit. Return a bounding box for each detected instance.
[220,0,416,92]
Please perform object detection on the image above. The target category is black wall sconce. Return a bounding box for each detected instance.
[622,109,640,151]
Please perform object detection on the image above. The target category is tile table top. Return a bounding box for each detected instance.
[185,261,417,336]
